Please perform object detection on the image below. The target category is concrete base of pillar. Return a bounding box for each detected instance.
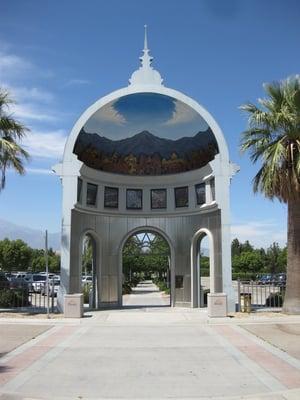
[207,293,227,317]
[64,294,84,318]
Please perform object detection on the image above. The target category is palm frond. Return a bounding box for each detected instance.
[240,76,300,202]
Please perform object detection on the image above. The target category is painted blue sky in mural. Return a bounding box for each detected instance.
[84,93,209,139]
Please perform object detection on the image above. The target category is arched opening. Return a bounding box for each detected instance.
[196,235,211,307]
[121,230,171,308]
[80,233,98,309]
[191,228,215,308]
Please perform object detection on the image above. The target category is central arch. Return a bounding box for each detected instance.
[118,226,175,307]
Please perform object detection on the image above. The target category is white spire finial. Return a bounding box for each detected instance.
[129,25,163,86]
[144,24,148,51]
[140,24,152,69]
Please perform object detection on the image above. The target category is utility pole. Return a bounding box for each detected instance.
[45,230,50,318]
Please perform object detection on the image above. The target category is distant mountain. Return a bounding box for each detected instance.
[74,128,218,159]
[0,218,60,250]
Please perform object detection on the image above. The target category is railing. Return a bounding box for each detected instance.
[237,279,286,312]
[0,281,57,313]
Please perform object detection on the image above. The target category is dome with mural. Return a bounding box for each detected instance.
[73,92,219,175]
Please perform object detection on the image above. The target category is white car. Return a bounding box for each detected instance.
[25,274,47,293]
[41,279,60,296]
[82,276,93,284]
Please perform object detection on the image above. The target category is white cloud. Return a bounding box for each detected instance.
[231,220,287,248]
[0,51,33,78]
[88,102,126,126]
[164,100,202,126]
[22,130,67,159]
[11,103,59,122]
[3,84,54,103]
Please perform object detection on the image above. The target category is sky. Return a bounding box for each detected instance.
[84,93,208,139]
[1,0,299,248]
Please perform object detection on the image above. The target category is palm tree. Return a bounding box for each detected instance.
[0,89,30,190]
[240,76,300,314]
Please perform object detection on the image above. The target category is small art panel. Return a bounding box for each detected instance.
[126,189,143,210]
[86,183,98,206]
[175,275,184,289]
[151,189,167,209]
[195,183,206,205]
[77,178,83,203]
[104,186,119,208]
[175,186,189,208]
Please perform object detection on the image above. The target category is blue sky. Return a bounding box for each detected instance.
[1,0,299,248]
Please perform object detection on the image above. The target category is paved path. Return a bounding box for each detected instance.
[123,281,170,308]
[0,288,300,399]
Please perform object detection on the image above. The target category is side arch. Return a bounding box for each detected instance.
[118,225,175,307]
[78,228,102,308]
[191,228,216,308]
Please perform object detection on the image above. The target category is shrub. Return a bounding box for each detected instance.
[232,272,257,281]
[82,283,92,303]
[129,277,140,288]
[123,282,132,294]
[0,288,30,308]
[155,280,170,293]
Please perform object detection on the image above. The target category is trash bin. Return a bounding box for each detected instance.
[240,293,251,313]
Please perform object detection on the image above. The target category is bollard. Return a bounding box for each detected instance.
[240,293,251,313]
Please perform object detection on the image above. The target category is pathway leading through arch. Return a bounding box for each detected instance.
[123,280,171,308]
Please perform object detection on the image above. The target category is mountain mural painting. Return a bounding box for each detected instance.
[73,92,219,175]
[74,129,218,175]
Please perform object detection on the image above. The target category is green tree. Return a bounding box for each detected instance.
[30,248,60,273]
[122,233,170,281]
[240,77,300,313]
[82,236,93,275]
[0,89,30,190]
[232,251,264,274]
[0,238,32,272]
[265,243,286,274]
[231,238,242,257]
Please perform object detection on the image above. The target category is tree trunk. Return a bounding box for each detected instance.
[282,200,300,314]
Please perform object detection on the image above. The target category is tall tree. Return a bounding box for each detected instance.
[240,77,300,313]
[0,89,29,190]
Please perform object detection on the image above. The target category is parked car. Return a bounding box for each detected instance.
[26,274,47,293]
[10,276,30,289]
[257,274,273,285]
[82,275,93,284]
[41,279,60,297]
[273,273,286,287]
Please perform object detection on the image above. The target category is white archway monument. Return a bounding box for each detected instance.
[53,26,239,313]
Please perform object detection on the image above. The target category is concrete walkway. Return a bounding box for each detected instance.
[0,288,300,399]
[123,281,170,308]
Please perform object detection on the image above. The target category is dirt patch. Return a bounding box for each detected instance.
[0,312,63,319]
[241,323,300,360]
[0,324,52,356]
[228,311,287,318]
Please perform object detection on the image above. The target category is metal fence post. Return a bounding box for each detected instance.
[237,278,241,312]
